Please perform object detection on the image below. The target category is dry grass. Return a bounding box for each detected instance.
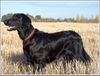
[0,22,99,74]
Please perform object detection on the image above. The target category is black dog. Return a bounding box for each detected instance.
[4,13,91,72]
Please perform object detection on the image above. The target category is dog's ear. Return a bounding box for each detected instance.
[21,14,31,24]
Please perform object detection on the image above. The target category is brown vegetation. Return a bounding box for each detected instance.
[1,22,99,74]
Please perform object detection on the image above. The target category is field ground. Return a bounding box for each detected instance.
[0,22,99,74]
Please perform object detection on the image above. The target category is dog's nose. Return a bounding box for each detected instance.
[4,20,8,25]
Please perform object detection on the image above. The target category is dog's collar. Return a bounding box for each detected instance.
[24,29,35,41]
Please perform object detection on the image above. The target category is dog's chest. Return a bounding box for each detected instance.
[23,41,48,56]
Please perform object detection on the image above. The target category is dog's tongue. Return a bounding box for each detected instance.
[7,26,16,31]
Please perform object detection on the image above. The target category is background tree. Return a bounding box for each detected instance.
[94,15,99,23]
[76,15,81,22]
[1,13,99,23]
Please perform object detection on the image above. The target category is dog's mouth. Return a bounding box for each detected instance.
[7,26,17,31]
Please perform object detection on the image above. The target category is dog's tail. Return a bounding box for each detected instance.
[79,48,92,63]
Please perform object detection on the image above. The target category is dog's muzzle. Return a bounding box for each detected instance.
[7,26,17,31]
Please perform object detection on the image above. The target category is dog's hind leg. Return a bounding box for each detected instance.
[63,40,75,62]
[62,56,67,74]
[37,63,46,74]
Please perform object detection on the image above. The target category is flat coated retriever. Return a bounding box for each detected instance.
[4,13,91,72]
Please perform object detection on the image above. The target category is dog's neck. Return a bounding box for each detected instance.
[17,24,35,41]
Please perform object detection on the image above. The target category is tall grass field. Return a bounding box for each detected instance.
[0,22,99,74]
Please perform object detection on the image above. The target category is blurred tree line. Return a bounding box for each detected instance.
[1,13,99,23]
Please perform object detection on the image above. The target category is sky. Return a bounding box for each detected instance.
[1,1,99,19]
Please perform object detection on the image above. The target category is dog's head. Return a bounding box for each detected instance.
[4,13,31,31]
